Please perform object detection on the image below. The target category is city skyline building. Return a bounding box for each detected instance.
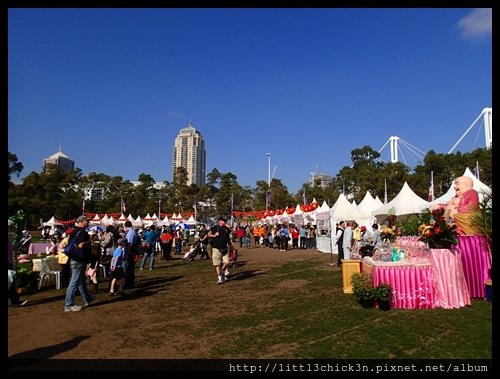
[43,148,75,173]
[172,120,206,186]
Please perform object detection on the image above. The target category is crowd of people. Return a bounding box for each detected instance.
[8,174,487,311]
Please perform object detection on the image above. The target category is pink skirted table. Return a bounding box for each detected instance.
[454,235,491,298]
[362,244,471,310]
[362,259,436,309]
[429,248,471,309]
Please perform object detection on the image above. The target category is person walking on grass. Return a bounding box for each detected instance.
[207,216,233,284]
[109,238,126,296]
[63,215,95,312]
[140,225,157,271]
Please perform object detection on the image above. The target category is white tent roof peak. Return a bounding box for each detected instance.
[358,191,382,216]
[185,215,197,225]
[293,204,303,215]
[318,200,330,212]
[372,182,429,220]
[330,193,370,222]
[43,216,63,226]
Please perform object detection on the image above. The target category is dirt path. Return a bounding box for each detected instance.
[8,246,335,361]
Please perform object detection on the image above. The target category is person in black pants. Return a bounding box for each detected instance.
[336,221,345,267]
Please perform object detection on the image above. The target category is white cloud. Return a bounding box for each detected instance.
[457,8,492,42]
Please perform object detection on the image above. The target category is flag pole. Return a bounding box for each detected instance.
[384,179,388,205]
[429,171,434,202]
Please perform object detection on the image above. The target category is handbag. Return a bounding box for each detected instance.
[57,252,69,264]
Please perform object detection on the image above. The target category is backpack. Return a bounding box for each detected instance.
[131,233,142,254]
[63,230,92,263]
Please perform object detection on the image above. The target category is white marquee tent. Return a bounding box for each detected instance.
[43,216,63,227]
[330,193,371,223]
[372,182,430,223]
[357,191,382,218]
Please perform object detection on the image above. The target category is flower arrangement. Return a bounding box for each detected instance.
[380,226,396,243]
[379,214,399,243]
[418,208,458,249]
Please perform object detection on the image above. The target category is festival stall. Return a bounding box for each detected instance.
[359,237,471,309]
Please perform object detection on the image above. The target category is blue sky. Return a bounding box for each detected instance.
[8,8,491,193]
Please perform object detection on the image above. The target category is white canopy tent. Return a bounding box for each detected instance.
[357,191,382,219]
[372,182,430,223]
[117,213,128,224]
[132,216,143,227]
[89,214,101,225]
[104,216,118,226]
[43,216,63,227]
[330,194,371,223]
[290,204,304,225]
[158,214,171,226]
[374,196,384,206]
[100,214,110,225]
[315,201,334,255]
[185,215,198,225]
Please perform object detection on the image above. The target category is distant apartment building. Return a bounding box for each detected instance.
[172,120,206,186]
[43,149,75,173]
[310,172,333,188]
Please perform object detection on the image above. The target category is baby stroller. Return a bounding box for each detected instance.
[183,240,205,262]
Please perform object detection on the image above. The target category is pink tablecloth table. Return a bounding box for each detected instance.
[454,235,491,298]
[430,248,471,309]
[362,261,436,309]
[28,242,53,255]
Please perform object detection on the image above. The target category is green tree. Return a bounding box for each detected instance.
[8,151,24,182]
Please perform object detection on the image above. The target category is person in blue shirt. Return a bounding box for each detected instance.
[109,238,126,296]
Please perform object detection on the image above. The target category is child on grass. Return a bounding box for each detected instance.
[109,238,126,296]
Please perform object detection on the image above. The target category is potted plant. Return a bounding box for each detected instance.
[351,272,375,308]
[15,264,38,292]
[374,283,393,311]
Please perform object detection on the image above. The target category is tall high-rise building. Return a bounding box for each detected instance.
[172,120,206,186]
[43,148,75,173]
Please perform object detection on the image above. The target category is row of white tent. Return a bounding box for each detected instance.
[258,167,491,227]
[43,167,490,231]
[43,213,198,228]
